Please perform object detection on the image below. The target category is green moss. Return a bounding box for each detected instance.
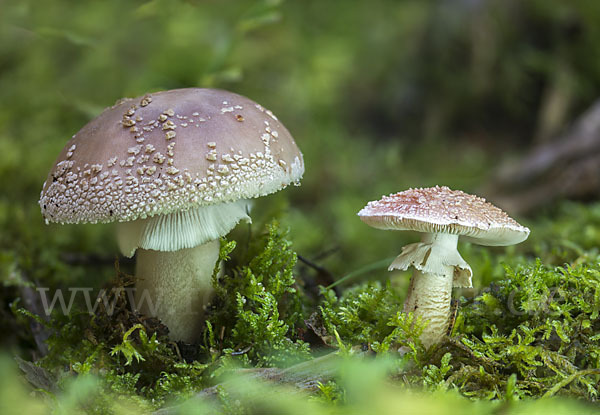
[319,282,427,359]
[10,208,600,413]
[449,259,600,400]
[317,256,600,402]
[205,221,311,367]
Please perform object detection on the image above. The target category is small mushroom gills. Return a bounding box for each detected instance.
[357,186,529,348]
[39,88,304,343]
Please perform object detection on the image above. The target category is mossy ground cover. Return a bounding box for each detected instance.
[2,208,600,414]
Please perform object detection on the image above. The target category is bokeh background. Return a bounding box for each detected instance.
[2,0,600,406]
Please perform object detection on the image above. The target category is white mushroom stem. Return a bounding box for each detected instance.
[134,239,219,343]
[390,233,471,348]
[116,201,251,342]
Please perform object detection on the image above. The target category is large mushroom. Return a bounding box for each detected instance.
[39,88,304,342]
[358,186,529,348]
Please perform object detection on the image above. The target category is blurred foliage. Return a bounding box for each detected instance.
[4,352,599,415]
[3,0,600,413]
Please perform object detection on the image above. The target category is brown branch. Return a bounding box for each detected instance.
[487,99,600,214]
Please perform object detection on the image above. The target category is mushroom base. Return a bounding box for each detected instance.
[134,240,219,343]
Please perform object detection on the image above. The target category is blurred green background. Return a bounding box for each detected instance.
[2,0,600,412]
[3,0,600,276]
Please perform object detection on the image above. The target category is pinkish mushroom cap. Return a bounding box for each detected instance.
[358,186,529,246]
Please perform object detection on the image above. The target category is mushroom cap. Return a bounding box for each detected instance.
[358,186,530,246]
[39,88,303,224]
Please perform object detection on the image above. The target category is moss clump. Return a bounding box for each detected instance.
[28,267,207,410]
[318,282,426,356]
[205,221,311,367]
[449,259,600,400]
[317,257,600,401]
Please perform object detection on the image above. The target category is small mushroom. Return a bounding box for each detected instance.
[358,186,529,348]
[39,88,304,342]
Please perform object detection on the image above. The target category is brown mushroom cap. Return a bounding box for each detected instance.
[39,88,303,224]
[358,186,529,246]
